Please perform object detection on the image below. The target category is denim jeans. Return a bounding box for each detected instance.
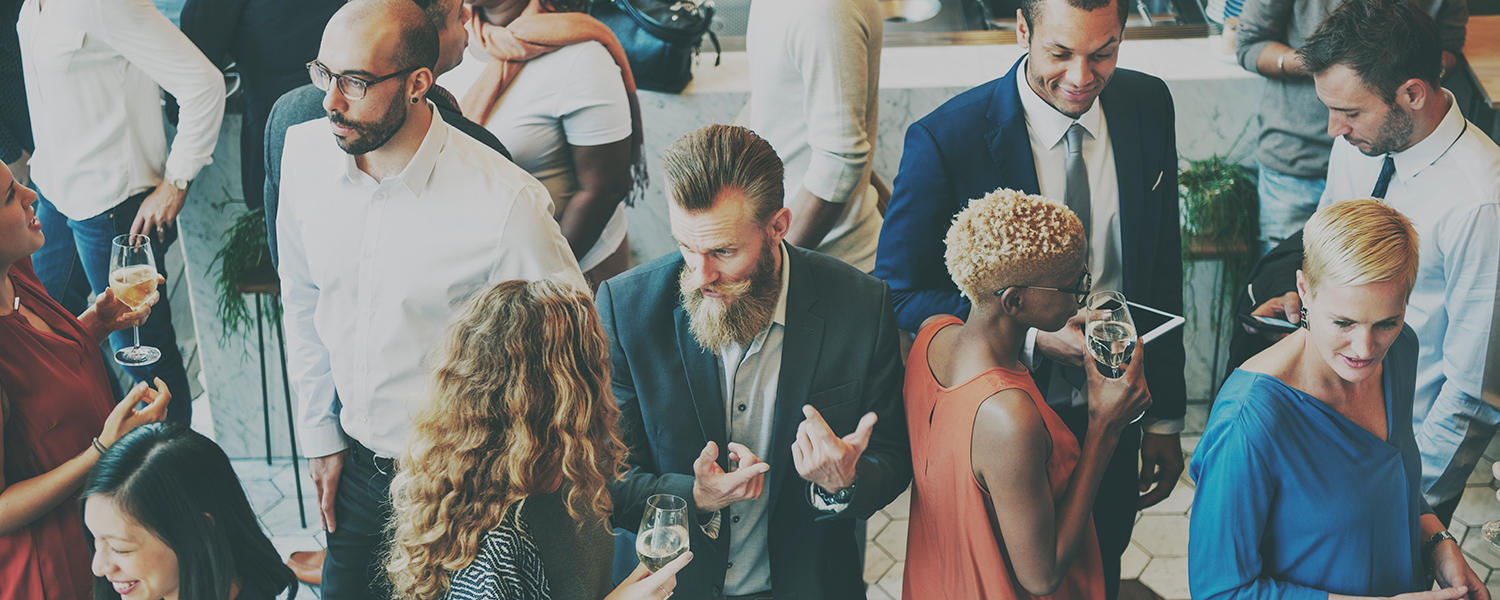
[323,441,395,600]
[1256,165,1326,256]
[31,190,193,425]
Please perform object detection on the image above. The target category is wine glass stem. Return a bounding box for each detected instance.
[132,325,141,349]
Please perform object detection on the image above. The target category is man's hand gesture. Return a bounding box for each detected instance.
[791,405,876,494]
[692,441,770,513]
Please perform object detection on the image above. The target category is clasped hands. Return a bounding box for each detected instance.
[691,405,877,513]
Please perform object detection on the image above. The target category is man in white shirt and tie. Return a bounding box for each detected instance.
[19,0,225,425]
[1245,0,1500,525]
[276,1,584,596]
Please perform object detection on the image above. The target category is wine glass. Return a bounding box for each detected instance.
[109,234,162,367]
[1085,291,1143,423]
[636,494,689,572]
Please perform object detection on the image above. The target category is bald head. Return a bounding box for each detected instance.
[324,0,439,74]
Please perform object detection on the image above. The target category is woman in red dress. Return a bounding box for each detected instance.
[902,189,1151,599]
[0,163,171,599]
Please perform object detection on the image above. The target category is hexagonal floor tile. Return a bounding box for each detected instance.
[1132,514,1190,558]
[1138,556,1191,600]
[1121,541,1151,580]
[875,518,909,559]
[863,543,897,584]
[1143,479,1195,516]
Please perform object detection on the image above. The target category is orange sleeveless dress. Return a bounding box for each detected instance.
[901,316,1104,600]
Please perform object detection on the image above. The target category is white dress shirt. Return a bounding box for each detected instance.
[717,243,791,596]
[277,106,586,459]
[17,0,224,220]
[746,0,884,272]
[1319,91,1500,425]
[1015,63,1182,434]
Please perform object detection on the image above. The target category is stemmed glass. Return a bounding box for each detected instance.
[1085,291,1143,423]
[108,234,161,367]
[636,494,689,572]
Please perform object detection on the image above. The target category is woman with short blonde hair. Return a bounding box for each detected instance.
[387,279,687,600]
[1190,199,1485,599]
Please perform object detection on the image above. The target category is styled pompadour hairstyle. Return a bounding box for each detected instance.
[1302,198,1419,298]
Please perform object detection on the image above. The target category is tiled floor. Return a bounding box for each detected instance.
[225,402,1500,600]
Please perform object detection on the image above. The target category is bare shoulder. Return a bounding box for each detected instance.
[972,389,1047,447]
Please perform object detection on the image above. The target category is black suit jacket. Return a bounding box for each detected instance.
[597,245,912,599]
[873,56,1187,423]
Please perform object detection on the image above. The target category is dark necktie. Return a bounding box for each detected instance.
[1064,123,1092,236]
[1371,155,1396,199]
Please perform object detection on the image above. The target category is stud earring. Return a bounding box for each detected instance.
[411,96,420,104]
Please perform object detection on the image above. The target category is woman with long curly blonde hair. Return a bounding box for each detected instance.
[387,280,689,600]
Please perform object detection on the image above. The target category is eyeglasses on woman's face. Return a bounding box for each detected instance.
[994,270,1093,308]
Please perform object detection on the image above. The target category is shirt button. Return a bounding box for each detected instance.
[732,515,741,523]
[727,561,734,569]
[737,403,747,412]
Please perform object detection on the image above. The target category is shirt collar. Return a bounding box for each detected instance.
[341,100,448,196]
[1390,89,1465,182]
[1016,57,1104,149]
[772,242,790,328]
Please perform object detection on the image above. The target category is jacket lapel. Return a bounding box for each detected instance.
[675,305,728,463]
[1101,84,1149,296]
[768,248,824,509]
[986,58,1042,197]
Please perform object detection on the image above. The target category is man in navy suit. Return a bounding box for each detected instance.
[600,125,911,599]
[873,0,1186,595]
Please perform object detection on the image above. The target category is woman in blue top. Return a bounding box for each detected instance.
[1189,199,1487,600]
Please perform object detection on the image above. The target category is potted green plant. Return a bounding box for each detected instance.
[1178,141,1258,395]
[209,207,278,339]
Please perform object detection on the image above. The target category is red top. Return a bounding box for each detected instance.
[0,258,113,599]
[902,316,1104,600]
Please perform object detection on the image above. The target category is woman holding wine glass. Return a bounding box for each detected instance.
[386,279,689,600]
[902,188,1151,598]
[1189,199,1486,600]
[0,163,172,599]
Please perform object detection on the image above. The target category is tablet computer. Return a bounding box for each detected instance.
[1127,301,1185,345]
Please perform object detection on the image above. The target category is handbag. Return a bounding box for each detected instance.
[590,0,720,93]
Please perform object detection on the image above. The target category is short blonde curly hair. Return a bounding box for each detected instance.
[944,188,1086,301]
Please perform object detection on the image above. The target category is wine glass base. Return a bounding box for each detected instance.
[114,345,162,367]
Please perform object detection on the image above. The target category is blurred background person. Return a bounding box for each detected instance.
[903,189,1149,599]
[82,422,297,600]
[1191,200,1486,600]
[387,279,688,600]
[0,162,171,600]
[449,0,643,288]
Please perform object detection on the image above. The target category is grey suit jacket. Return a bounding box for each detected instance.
[597,245,912,599]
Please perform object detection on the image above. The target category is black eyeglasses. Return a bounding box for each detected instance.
[307,60,418,101]
[994,270,1093,308]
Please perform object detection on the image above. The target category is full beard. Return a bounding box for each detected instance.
[679,243,782,353]
[1360,103,1416,157]
[329,93,408,156]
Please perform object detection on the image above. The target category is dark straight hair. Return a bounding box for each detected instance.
[81,423,296,600]
[1297,0,1442,102]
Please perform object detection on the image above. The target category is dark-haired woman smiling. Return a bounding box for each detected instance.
[82,422,296,600]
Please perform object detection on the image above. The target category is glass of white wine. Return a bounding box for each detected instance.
[636,494,689,572]
[109,234,161,367]
[1085,291,1144,423]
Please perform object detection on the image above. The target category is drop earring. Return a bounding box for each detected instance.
[1299,306,1309,328]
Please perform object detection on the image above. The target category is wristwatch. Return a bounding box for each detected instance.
[168,176,190,192]
[808,481,856,514]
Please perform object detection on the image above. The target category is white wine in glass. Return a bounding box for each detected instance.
[109,234,161,367]
[636,494,689,572]
[1086,291,1144,424]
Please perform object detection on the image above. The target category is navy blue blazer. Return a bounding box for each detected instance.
[873,57,1187,422]
[598,245,912,599]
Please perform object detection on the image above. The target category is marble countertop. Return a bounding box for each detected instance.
[679,35,1255,94]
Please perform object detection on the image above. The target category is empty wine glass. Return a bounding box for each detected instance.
[109,234,161,367]
[636,494,689,572]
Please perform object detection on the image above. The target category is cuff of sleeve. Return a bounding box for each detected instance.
[1139,418,1185,435]
[803,150,869,204]
[1023,328,1039,368]
[298,425,349,458]
[163,156,212,187]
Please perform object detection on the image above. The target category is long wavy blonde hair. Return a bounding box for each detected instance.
[386,279,628,599]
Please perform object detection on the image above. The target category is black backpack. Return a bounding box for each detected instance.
[590,0,720,93]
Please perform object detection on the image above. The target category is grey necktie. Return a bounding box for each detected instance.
[1064,123,1092,238]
